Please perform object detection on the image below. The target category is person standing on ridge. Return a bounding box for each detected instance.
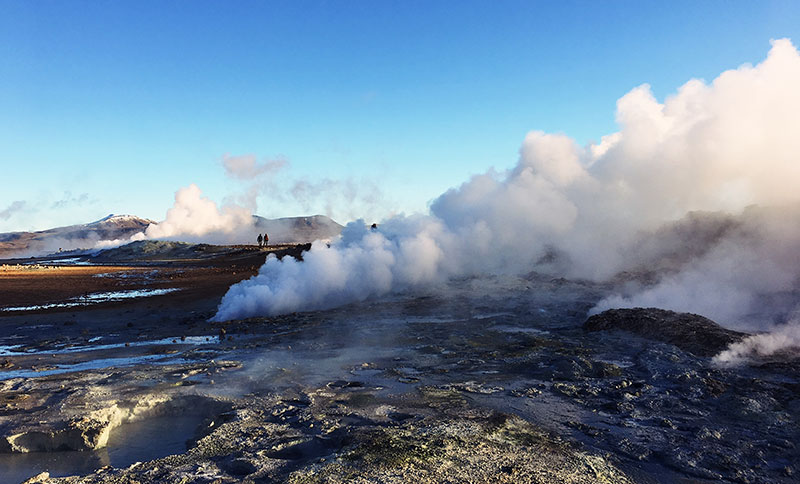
[264,232,269,247]
[257,233,263,248]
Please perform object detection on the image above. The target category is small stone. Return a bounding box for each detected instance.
[22,472,50,483]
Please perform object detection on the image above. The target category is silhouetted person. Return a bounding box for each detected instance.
[371,223,378,230]
[264,232,269,247]
[257,234,263,248]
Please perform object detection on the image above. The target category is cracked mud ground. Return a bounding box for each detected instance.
[1,253,798,483]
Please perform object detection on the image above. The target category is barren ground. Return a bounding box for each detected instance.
[0,244,797,484]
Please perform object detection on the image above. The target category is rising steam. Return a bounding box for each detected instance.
[0,201,27,221]
[713,320,800,366]
[220,154,389,224]
[141,184,255,244]
[214,38,800,344]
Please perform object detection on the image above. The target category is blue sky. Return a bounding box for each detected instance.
[1,0,799,231]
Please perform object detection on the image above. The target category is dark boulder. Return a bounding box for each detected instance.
[584,308,748,357]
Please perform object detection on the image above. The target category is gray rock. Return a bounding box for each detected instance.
[584,308,748,357]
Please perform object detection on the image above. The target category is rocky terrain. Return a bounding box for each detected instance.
[584,308,749,357]
[0,249,798,483]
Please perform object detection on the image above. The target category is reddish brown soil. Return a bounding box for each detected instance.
[0,244,309,347]
[0,265,256,310]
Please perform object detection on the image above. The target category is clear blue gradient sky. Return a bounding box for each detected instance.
[2,1,799,231]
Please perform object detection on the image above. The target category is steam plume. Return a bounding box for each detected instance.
[0,201,26,221]
[142,184,255,244]
[215,39,800,341]
[219,153,389,224]
[222,154,288,181]
[713,321,800,366]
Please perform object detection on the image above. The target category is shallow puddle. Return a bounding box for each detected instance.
[0,414,205,484]
[490,324,550,335]
[23,257,92,266]
[0,288,181,312]
[0,355,189,380]
[0,335,217,357]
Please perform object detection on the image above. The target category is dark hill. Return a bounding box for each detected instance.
[585,307,748,357]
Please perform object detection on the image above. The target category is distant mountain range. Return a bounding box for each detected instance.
[252,214,343,245]
[0,214,154,258]
[0,214,343,258]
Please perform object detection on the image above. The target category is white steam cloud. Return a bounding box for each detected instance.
[142,184,255,244]
[592,204,800,329]
[713,321,800,366]
[213,216,457,320]
[214,37,800,347]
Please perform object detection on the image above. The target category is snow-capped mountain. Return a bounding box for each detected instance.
[0,214,154,258]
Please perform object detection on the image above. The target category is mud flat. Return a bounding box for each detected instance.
[1,246,798,483]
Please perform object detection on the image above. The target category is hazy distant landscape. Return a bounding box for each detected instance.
[2,2,800,483]
[0,214,343,259]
